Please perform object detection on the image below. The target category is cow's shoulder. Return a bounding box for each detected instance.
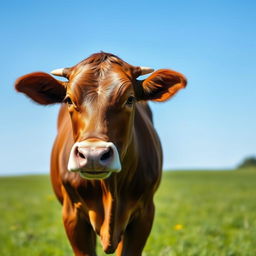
[133,102,162,190]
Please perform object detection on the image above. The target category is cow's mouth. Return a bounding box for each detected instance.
[79,169,112,180]
[68,141,122,178]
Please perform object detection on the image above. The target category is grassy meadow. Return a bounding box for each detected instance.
[0,169,255,256]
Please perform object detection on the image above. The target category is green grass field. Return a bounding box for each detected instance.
[0,169,255,256]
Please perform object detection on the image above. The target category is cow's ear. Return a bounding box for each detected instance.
[135,69,187,102]
[15,72,66,105]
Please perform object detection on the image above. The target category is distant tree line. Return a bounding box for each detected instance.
[238,156,256,169]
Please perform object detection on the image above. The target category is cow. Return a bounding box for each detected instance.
[15,52,186,256]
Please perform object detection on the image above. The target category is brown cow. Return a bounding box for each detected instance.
[15,52,186,256]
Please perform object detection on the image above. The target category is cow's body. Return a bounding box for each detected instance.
[15,52,186,256]
[51,102,161,254]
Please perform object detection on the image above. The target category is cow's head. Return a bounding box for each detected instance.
[15,52,186,180]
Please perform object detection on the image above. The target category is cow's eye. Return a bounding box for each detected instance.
[125,96,135,106]
[64,96,73,105]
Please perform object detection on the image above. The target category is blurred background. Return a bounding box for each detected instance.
[1,1,256,175]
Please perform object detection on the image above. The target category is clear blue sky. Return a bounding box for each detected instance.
[1,0,255,175]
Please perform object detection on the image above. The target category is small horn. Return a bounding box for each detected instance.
[140,66,154,76]
[51,68,65,77]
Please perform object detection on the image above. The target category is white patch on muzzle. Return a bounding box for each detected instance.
[67,140,122,178]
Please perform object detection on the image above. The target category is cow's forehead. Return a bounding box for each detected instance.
[67,63,133,105]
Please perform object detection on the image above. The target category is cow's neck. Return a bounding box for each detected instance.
[99,177,118,251]
[98,133,138,251]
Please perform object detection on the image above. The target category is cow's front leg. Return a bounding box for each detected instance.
[62,195,97,256]
[116,202,155,256]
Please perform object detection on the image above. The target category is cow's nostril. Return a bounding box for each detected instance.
[76,147,86,159]
[78,152,86,159]
[100,147,113,162]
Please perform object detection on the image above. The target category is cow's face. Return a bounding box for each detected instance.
[15,53,186,180]
[64,59,138,179]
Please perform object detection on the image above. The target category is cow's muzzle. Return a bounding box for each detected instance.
[67,140,121,180]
